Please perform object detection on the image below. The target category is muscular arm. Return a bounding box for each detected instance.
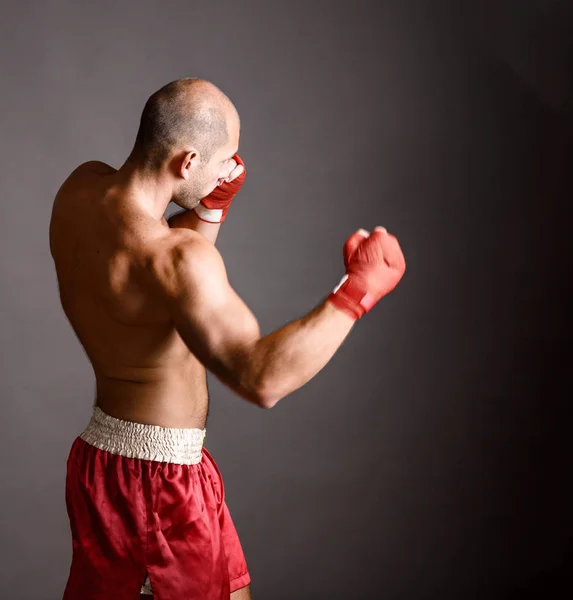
[153,233,355,408]
[236,301,354,406]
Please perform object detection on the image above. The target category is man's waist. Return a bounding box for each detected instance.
[80,406,207,465]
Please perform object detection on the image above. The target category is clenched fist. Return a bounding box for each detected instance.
[328,226,406,320]
[194,154,246,224]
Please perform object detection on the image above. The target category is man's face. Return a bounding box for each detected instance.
[202,136,240,196]
[172,117,240,210]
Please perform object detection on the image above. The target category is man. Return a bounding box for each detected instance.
[49,78,406,600]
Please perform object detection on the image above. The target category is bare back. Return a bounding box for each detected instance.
[49,162,209,428]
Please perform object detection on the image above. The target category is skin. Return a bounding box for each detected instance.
[49,79,357,598]
[49,81,245,429]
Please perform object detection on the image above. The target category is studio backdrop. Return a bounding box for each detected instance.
[0,1,571,598]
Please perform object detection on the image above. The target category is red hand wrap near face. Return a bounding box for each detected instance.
[194,154,247,224]
[328,229,406,320]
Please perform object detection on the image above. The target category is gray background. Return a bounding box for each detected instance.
[1,1,572,598]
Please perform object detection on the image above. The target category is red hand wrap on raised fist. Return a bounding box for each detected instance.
[328,228,406,320]
[194,154,246,224]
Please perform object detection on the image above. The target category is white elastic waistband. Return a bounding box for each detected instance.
[80,407,206,465]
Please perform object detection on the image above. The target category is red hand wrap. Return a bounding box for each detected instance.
[328,229,406,320]
[194,154,246,224]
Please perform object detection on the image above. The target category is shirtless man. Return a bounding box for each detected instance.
[49,78,406,600]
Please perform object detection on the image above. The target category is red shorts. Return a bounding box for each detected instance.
[63,407,250,599]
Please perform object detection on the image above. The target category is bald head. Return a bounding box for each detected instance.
[130,78,239,170]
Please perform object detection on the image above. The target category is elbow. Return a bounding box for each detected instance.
[257,394,280,410]
[252,386,281,409]
[234,374,279,408]
[249,377,284,409]
[237,360,287,409]
[251,370,302,408]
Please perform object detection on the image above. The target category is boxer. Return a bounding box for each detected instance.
[49,78,406,599]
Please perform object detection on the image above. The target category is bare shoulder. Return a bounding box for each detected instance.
[147,228,227,299]
[51,161,116,223]
[57,160,116,193]
[71,160,117,177]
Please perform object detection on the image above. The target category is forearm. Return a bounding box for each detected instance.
[168,210,222,244]
[236,300,355,408]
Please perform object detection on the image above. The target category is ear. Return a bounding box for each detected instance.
[179,149,200,180]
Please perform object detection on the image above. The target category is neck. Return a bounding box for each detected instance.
[115,157,173,221]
